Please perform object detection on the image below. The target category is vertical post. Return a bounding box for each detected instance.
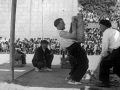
[29,0,32,39]
[117,20,120,31]
[62,50,65,58]
[42,0,44,38]
[10,0,17,82]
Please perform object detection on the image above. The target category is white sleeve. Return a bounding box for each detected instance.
[101,30,109,57]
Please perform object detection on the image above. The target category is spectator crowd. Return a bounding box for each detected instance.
[0,27,102,55]
[2,11,120,55]
[1,12,112,55]
[0,11,119,55]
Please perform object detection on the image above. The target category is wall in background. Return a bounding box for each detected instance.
[0,0,78,39]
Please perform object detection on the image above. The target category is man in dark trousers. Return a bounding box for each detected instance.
[14,48,26,67]
[32,40,54,71]
[54,13,89,85]
[96,19,120,87]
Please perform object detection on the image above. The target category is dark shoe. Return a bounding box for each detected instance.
[96,82,110,88]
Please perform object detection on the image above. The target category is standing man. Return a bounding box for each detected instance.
[96,19,120,87]
[32,40,54,71]
[54,13,89,85]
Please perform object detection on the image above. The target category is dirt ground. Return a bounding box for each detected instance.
[13,65,120,90]
[0,55,120,90]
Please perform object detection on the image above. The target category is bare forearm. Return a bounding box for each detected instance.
[69,18,77,39]
[77,14,85,31]
[70,29,77,39]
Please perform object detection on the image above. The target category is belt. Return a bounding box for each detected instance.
[108,47,120,53]
[112,47,120,52]
[66,42,80,51]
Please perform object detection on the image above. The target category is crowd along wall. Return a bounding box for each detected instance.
[0,0,78,39]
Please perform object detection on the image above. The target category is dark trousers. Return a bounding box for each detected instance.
[32,54,54,69]
[67,43,89,82]
[32,60,45,69]
[21,55,26,64]
[99,47,120,84]
[45,55,54,69]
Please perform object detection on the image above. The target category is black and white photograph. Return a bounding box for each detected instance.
[0,0,120,90]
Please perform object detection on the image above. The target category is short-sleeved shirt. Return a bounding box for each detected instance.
[56,30,75,49]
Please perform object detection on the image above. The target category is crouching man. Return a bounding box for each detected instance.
[32,40,54,71]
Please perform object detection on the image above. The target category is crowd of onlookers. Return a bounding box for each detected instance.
[0,37,62,54]
[83,27,102,55]
[0,11,103,55]
[0,12,118,55]
[0,27,102,55]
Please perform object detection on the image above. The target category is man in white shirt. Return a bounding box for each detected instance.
[96,19,120,87]
[54,13,89,85]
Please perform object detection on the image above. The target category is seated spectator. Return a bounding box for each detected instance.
[32,40,54,72]
[14,48,26,67]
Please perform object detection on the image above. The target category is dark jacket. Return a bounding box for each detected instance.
[32,46,51,64]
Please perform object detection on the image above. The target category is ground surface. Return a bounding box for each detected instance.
[0,54,120,90]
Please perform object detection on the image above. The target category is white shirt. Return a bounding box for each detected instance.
[101,28,120,57]
[56,30,75,49]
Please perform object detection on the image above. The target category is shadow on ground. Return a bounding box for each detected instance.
[12,65,118,90]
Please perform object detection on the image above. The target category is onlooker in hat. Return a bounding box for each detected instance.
[96,19,120,87]
[32,40,54,71]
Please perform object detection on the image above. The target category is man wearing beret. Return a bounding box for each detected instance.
[32,40,54,71]
[96,19,120,87]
